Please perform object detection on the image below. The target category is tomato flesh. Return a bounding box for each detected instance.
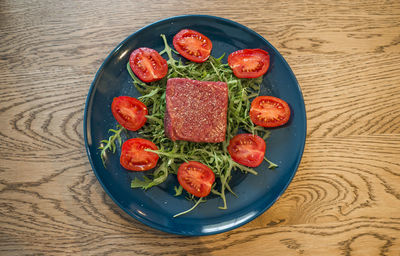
[120,138,159,171]
[250,96,291,127]
[228,49,270,78]
[129,47,168,82]
[111,96,147,131]
[173,29,212,63]
[177,161,215,197]
[227,134,266,167]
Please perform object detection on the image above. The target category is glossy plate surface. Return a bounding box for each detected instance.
[84,15,306,236]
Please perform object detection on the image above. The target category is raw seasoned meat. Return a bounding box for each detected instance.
[164,78,228,143]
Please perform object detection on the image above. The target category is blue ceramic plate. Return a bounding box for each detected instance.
[84,15,306,236]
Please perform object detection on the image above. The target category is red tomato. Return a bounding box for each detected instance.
[129,47,168,82]
[111,96,148,131]
[250,96,291,127]
[173,29,212,63]
[120,138,159,171]
[228,49,270,78]
[227,134,266,167]
[177,161,215,197]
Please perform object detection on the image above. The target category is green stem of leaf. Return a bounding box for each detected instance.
[264,157,278,169]
[173,197,204,218]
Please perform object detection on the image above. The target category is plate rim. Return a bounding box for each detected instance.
[84,14,307,236]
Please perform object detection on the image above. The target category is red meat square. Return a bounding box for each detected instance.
[164,78,228,143]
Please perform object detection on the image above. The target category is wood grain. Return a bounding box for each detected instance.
[1,0,400,255]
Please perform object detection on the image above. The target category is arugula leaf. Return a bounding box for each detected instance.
[130,176,153,189]
[174,185,183,196]
[98,125,125,167]
[131,162,169,190]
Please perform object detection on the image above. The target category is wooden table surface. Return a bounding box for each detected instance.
[1,0,400,255]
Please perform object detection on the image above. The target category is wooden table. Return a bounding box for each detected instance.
[1,1,399,255]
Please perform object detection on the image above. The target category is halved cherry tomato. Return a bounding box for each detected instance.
[228,49,270,78]
[120,138,159,171]
[227,134,266,167]
[250,96,291,127]
[173,29,212,63]
[111,96,148,131]
[177,161,215,197]
[129,47,168,82]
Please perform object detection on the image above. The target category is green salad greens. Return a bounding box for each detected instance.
[99,34,277,217]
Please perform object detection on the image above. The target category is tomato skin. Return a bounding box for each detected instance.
[120,138,159,171]
[111,96,148,131]
[250,96,291,127]
[129,47,168,83]
[228,49,270,78]
[227,134,266,167]
[177,161,215,197]
[173,29,212,63]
